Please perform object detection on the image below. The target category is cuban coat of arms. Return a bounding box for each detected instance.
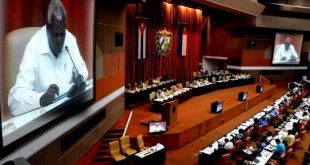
[155,29,172,56]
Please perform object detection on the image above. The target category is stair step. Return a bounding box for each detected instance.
[96,150,110,156]
[107,129,125,133]
[104,132,124,138]
[93,155,113,162]
[98,145,109,150]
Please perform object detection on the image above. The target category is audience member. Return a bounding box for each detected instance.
[223,138,234,150]
[282,130,295,147]
[273,139,286,158]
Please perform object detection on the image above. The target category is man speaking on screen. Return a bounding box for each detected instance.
[274,37,299,63]
[8,0,88,116]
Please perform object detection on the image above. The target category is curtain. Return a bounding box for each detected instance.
[125,1,202,84]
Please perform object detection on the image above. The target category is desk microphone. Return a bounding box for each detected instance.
[65,46,85,98]
[65,46,79,76]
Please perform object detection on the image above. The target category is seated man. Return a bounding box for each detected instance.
[299,111,309,124]
[273,139,286,158]
[223,138,234,150]
[274,37,299,63]
[8,0,88,116]
[258,116,268,126]
[282,130,295,147]
[232,129,245,141]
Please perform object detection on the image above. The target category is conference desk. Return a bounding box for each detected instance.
[134,143,166,165]
[190,77,255,96]
[249,109,303,165]
[152,88,192,111]
[125,80,176,109]
[198,87,302,165]
[194,73,232,81]
[2,79,94,137]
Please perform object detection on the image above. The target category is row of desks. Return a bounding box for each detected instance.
[198,87,303,165]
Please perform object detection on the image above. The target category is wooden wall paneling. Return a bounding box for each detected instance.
[179,125,200,147]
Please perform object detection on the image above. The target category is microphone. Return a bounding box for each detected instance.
[65,46,79,77]
[65,46,86,98]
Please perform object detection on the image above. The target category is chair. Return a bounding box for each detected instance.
[177,83,183,89]
[109,140,127,162]
[243,137,251,149]
[211,77,216,83]
[293,138,302,150]
[245,129,251,138]
[234,140,242,151]
[186,81,190,87]
[218,153,231,165]
[120,136,137,156]
[136,134,149,152]
[3,27,41,118]
[227,146,235,155]
[300,130,306,140]
[149,92,156,102]
[193,72,197,78]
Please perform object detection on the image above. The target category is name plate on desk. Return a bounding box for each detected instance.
[135,143,165,158]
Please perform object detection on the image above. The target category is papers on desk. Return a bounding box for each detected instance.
[2,79,94,137]
[249,149,273,165]
[135,143,165,158]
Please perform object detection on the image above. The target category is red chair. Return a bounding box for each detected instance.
[245,129,251,138]
[218,153,231,165]
[300,130,306,140]
[243,137,251,149]
[234,140,242,151]
[227,146,235,155]
[293,138,302,150]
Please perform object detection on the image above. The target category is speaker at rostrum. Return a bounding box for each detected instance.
[162,99,178,127]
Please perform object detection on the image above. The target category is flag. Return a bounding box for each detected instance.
[178,24,187,56]
[137,22,147,59]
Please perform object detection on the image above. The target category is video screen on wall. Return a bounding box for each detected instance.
[0,0,95,147]
[272,32,303,65]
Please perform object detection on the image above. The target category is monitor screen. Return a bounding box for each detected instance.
[272,32,303,65]
[0,0,95,148]
[243,92,248,101]
[148,121,167,134]
[216,102,223,113]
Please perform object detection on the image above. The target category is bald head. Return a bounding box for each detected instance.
[284,37,291,51]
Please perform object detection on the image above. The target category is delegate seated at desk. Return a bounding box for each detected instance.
[273,37,299,63]
[8,0,88,117]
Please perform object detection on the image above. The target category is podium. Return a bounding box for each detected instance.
[161,100,178,127]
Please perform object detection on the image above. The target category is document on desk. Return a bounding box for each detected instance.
[2,79,93,137]
[135,143,165,158]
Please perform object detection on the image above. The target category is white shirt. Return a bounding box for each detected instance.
[8,25,88,116]
[274,44,299,63]
[224,142,233,149]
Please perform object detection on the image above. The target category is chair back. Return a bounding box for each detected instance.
[211,77,216,83]
[234,140,242,151]
[186,81,190,87]
[177,83,183,89]
[137,134,145,151]
[109,140,121,156]
[218,153,231,165]
[300,130,306,140]
[227,146,235,154]
[3,27,41,118]
[120,136,130,152]
[193,72,197,78]
[149,92,156,102]
[243,137,250,148]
